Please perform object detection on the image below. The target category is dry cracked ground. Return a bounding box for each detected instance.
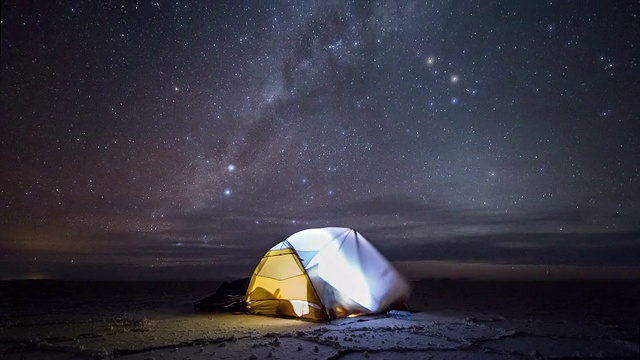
[1,280,638,359]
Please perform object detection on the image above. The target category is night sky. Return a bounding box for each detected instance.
[1,1,639,280]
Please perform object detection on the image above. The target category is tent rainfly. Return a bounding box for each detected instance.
[245,227,411,321]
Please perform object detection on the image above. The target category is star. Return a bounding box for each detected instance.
[425,56,435,66]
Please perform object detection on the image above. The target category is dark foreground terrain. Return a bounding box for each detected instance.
[1,279,638,359]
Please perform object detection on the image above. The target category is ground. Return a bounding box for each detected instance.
[0,280,638,359]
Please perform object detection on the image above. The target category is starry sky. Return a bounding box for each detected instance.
[1,1,639,280]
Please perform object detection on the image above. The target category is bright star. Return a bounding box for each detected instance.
[223,188,232,196]
[227,164,236,172]
[425,56,435,66]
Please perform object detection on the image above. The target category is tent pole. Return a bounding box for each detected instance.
[292,248,331,322]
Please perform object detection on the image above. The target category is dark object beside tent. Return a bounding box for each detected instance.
[194,278,250,312]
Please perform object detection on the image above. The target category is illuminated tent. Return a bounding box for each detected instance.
[246,227,411,321]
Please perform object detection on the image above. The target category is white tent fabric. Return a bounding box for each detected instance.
[270,227,410,317]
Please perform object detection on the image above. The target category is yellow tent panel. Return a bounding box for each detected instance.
[246,248,328,321]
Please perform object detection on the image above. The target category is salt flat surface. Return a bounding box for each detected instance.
[0,280,638,359]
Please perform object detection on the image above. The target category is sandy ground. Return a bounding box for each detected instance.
[0,280,638,359]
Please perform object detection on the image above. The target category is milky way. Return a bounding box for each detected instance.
[1,1,638,279]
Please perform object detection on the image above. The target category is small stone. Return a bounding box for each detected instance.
[529,349,543,359]
[219,341,227,347]
[248,354,257,360]
[313,345,319,353]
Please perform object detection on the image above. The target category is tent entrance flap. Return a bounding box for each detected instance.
[246,247,328,321]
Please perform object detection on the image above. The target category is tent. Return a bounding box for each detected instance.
[245,227,411,321]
